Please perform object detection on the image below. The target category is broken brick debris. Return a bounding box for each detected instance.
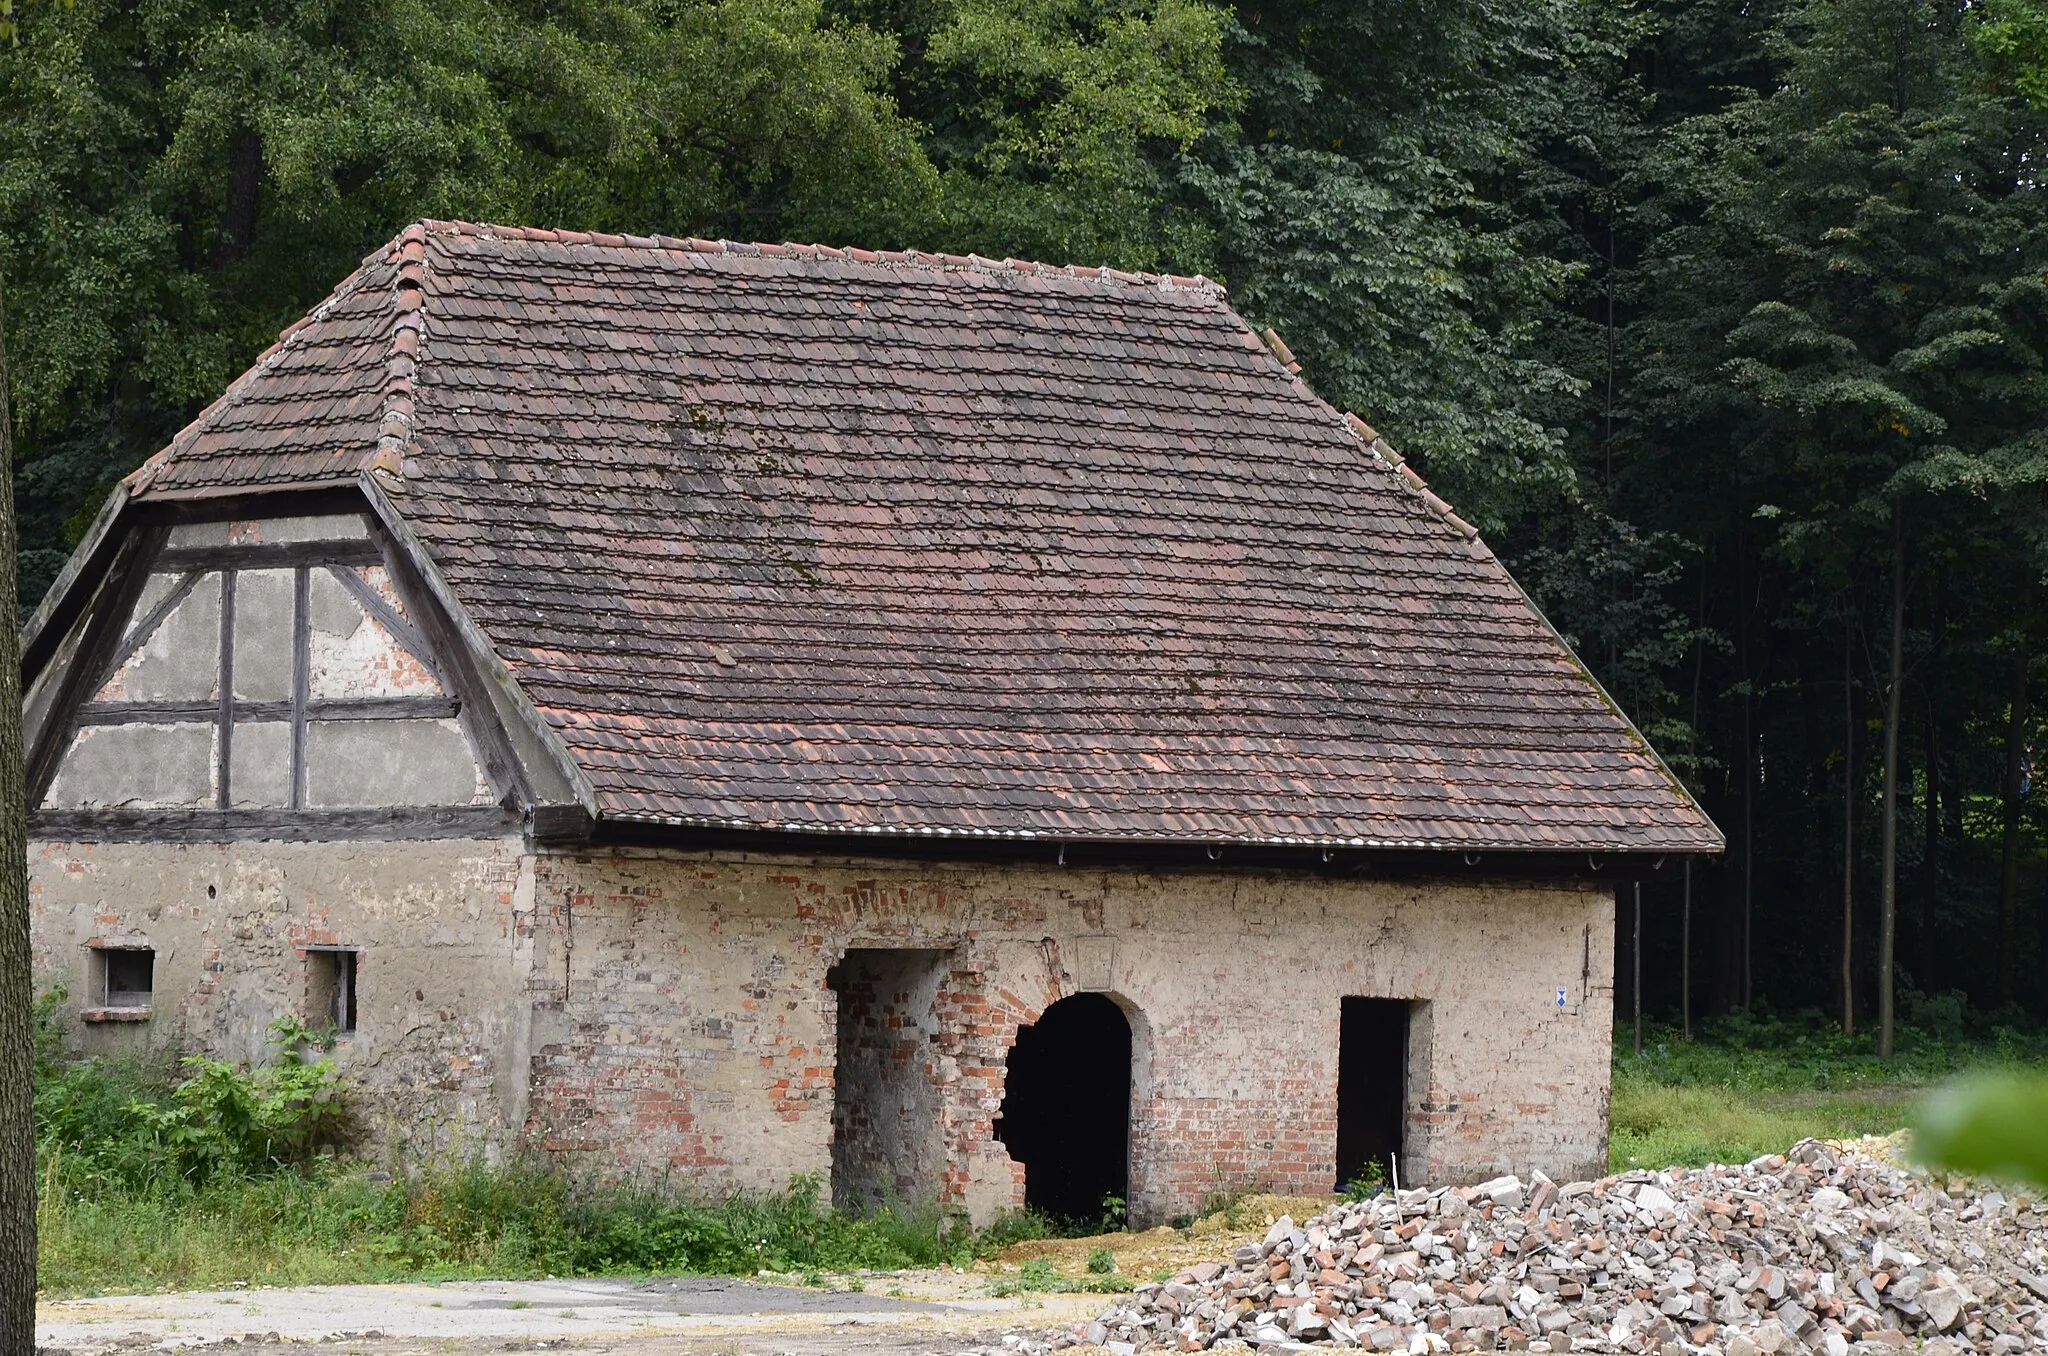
[1055,1139,2048,1354]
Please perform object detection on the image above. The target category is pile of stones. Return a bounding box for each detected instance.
[1065,1140,2048,1354]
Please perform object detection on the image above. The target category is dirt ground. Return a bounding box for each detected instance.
[986,1194,1332,1280]
[33,1196,1336,1356]
[36,1273,1097,1356]
[60,1149,1951,1356]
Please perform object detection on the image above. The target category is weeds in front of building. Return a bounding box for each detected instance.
[31,992,1107,1298]
[52,991,2048,1298]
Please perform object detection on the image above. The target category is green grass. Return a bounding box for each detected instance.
[985,1256,1132,1297]
[1609,1073,1916,1170]
[1608,1004,2048,1172]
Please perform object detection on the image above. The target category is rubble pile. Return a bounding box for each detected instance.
[1070,1140,2048,1354]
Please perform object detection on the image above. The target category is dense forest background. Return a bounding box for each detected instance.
[4,0,2048,1029]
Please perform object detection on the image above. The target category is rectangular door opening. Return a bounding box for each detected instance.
[1336,996,1411,1192]
[825,948,949,1216]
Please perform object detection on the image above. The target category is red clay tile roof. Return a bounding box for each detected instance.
[124,220,1722,852]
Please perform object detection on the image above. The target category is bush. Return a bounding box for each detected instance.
[39,1005,348,1193]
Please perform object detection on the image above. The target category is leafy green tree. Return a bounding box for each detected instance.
[1623,0,2048,1036]
[1917,1071,2048,1186]
[1,0,946,598]
[1172,1,1603,530]
[1978,0,2048,106]
[904,0,1236,267]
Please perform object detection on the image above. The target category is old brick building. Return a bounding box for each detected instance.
[23,222,1719,1225]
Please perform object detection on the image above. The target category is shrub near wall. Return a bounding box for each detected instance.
[33,993,986,1294]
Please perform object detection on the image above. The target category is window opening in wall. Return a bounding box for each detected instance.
[94,946,155,1010]
[307,948,359,1033]
[1335,996,1411,1192]
[825,948,948,1216]
[995,993,1130,1223]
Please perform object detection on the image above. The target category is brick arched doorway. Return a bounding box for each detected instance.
[993,992,1131,1222]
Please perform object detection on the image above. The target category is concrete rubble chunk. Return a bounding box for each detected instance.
[1067,1137,2048,1355]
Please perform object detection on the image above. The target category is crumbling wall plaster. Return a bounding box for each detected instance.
[520,851,1615,1226]
[29,837,1615,1222]
[29,836,536,1161]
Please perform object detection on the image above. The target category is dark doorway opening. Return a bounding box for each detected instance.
[826,948,949,1215]
[994,993,1131,1223]
[1335,997,1410,1192]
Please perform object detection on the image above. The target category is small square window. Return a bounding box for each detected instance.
[307,949,358,1033]
[94,947,154,1010]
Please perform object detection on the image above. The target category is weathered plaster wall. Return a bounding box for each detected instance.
[28,838,1615,1223]
[519,850,1616,1226]
[29,836,536,1161]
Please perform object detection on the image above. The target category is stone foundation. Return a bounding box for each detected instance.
[30,839,1615,1224]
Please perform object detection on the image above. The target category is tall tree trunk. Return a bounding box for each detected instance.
[1880,505,1905,1058]
[1922,696,1941,993]
[212,128,264,269]
[1740,539,1755,1010]
[1687,575,1704,1037]
[0,271,37,1351]
[1842,612,1855,1034]
[1999,651,2030,1007]
[1682,860,1692,1039]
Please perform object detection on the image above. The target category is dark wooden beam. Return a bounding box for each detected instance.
[578,816,1714,883]
[73,696,459,726]
[127,483,365,518]
[324,565,439,682]
[158,540,381,573]
[22,486,131,684]
[308,696,461,721]
[27,526,171,807]
[215,570,236,809]
[108,571,203,677]
[290,565,310,811]
[530,803,596,843]
[31,806,521,844]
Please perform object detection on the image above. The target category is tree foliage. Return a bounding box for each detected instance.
[8,0,2048,1031]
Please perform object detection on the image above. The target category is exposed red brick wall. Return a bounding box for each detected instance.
[520,852,1614,1224]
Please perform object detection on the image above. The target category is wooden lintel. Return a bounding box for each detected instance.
[128,481,364,512]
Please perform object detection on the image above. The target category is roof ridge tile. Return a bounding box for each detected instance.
[372,222,431,479]
[418,220,1227,296]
